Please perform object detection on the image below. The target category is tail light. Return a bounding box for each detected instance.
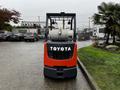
[31,33,34,37]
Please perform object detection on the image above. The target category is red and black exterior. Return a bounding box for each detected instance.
[44,12,77,79]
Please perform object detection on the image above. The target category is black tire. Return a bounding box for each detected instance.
[25,39,28,42]
[44,74,48,78]
[32,39,35,42]
[72,75,77,79]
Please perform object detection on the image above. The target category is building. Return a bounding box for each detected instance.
[21,21,45,28]
[92,25,105,39]
[13,28,37,33]
[77,28,93,41]
[77,25,106,40]
[13,21,46,35]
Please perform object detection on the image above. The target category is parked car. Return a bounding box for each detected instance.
[4,32,13,41]
[8,33,24,41]
[0,32,5,41]
[16,33,25,41]
[24,32,39,42]
[9,33,19,41]
[0,31,9,41]
[38,34,45,39]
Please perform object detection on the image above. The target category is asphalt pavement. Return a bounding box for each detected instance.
[0,41,92,90]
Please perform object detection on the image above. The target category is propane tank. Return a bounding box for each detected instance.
[48,28,73,41]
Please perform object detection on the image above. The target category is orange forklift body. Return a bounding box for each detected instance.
[44,42,77,67]
[44,12,77,79]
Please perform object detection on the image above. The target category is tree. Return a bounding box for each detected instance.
[93,2,120,44]
[0,7,20,30]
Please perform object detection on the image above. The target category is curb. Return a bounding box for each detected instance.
[77,57,101,90]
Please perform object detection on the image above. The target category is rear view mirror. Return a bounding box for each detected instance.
[52,20,55,24]
[68,20,71,24]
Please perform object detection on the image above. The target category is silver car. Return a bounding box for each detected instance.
[24,32,39,42]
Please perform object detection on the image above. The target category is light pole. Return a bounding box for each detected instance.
[38,16,40,27]
[37,16,41,34]
[38,16,40,23]
[88,17,91,30]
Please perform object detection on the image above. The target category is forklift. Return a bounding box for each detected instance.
[44,12,77,79]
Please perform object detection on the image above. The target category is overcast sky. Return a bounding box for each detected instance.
[0,0,120,28]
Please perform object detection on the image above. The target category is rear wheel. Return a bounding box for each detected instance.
[32,39,35,42]
[25,39,27,42]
